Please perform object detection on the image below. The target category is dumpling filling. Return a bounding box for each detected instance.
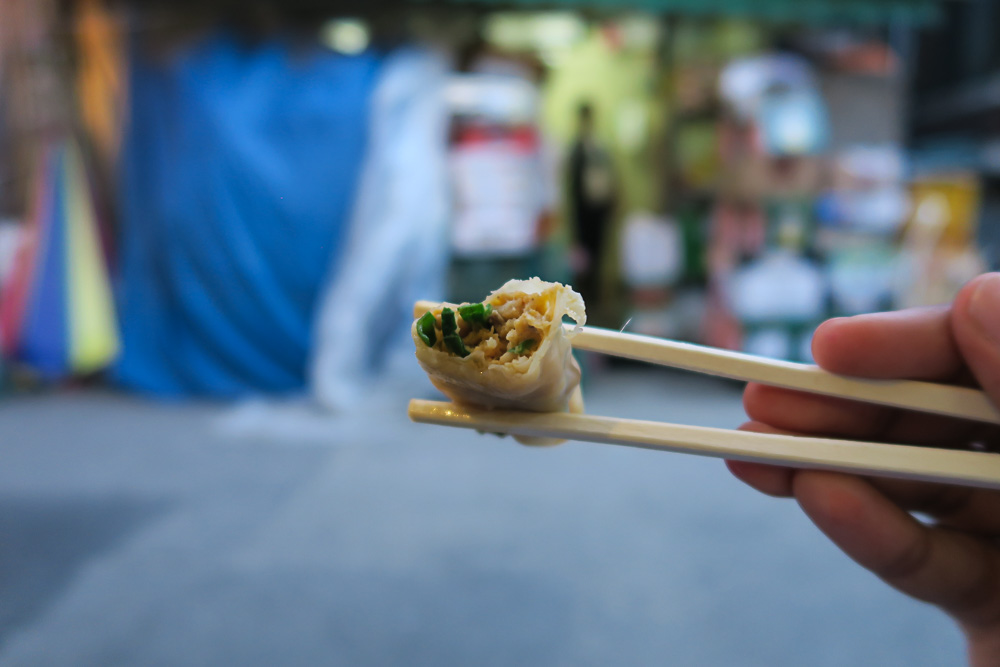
[415,290,559,364]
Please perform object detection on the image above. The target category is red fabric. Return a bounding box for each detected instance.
[453,123,538,151]
[0,152,49,357]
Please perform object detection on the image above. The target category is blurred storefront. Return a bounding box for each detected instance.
[0,0,981,396]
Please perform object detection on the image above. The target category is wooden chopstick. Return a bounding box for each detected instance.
[409,399,1000,490]
[569,326,1000,425]
[412,300,999,425]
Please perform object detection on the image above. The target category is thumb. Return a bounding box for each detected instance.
[952,273,1000,406]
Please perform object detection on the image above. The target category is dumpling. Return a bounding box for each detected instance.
[412,278,586,444]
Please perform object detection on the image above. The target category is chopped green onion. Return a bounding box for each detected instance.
[416,312,437,347]
[441,308,458,337]
[509,338,537,355]
[458,302,493,328]
[444,335,470,357]
[440,308,470,357]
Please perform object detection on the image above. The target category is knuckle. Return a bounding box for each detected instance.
[945,542,1000,627]
[877,531,932,583]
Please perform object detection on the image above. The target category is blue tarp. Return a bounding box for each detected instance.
[115,33,381,396]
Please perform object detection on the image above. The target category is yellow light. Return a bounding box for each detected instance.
[320,19,370,55]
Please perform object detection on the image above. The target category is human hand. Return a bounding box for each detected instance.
[728,273,1000,666]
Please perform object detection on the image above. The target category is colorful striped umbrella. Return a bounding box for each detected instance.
[0,140,120,379]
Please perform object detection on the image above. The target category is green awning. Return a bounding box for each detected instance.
[431,0,943,25]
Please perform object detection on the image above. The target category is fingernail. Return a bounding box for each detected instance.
[969,274,1000,343]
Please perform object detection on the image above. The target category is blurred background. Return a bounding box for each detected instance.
[0,0,994,664]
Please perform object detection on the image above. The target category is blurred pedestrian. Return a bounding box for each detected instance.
[568,102,616,307]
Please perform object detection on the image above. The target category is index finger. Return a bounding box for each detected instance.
[811,305,964,381]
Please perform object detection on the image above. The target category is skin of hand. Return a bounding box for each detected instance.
[727,272,1000,666]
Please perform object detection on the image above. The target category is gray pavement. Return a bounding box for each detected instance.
[0,368,964,666]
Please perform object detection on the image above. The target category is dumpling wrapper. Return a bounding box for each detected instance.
[412,278,586,445]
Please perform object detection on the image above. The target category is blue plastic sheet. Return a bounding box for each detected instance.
[115,33,381,396]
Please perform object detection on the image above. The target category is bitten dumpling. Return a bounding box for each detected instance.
[412,278,586,443]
